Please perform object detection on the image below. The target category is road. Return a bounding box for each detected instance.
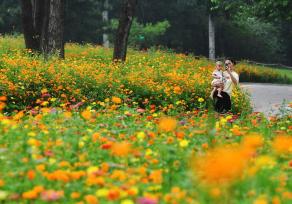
[240,83,292,116]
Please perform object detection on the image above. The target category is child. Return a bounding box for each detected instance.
[210,61,224,99]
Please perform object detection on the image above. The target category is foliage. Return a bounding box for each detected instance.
[1,0,292,65]
[0,0,21,33]
[110,19,170,49]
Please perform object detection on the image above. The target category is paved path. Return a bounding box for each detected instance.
[240,83,292,116]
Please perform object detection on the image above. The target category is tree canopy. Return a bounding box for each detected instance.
[0,0,291,65]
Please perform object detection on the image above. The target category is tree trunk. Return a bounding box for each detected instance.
[46,0,65,58]
[20,0,65,59]
[208,13,216,60]
[113,0,137,62]
[20,0,39,51]
[102,0,110,48]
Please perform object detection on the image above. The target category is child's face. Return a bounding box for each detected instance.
[216,64,222,71]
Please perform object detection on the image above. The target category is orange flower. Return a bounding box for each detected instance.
[0,179,4,187]
[111,142,131,157]
[242,134,264,149]
[92,132,100,142]
[0,96,7,101]
[158,117,177,132]
[71,192,81,199]
[173,86,182,94]
[81,110,92,120]
[27,170,36,180]
[175,132,185,139]
[22,190,38,200]
[107,189,120,201]
[192,144,257,185]
[112,96,122,104]
[272,135,292,155]
[84,194,98,204]
[149,170,163,184]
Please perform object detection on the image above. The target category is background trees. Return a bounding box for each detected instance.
[20,0,64,58]
[0,0,291,65]
[113,0,138,61]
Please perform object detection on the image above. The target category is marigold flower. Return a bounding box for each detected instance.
[0,180,4,187]
[158,117,177,132]
[71,192,81,199]
[121,199,134,204]
[112,96,122,104]
[272,135,292,155]
[0,191,8,200]
[242,133,264,149]
[111,142,131,157]
[107,189,120,200]
[27,170,36,180]
[84,194,98,204]
[81,110,92,120]
[179,139,189,148]
[96,188,109,197]
[173,86,182,94]
[193,144,257,185]
[198,98,204,103]
[0,96,7,101]
[149,170,163,184]
[22,190,38,200]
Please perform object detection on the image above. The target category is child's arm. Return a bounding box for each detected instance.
[212,73,221,79]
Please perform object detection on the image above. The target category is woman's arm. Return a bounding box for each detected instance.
[226,69,238,85]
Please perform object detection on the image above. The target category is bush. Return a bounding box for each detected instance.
[110,18,170,49]
[0,36,251,114]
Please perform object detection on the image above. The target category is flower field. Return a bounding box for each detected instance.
[0,36,291,203]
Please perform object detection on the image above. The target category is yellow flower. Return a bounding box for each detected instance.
[137,131,146,140]
[121,199,135,204]
[28,132,36,137]
[198,97,204,103]
[0,191,8,200]
[96,188,109,197]
[87,166,99,176]
[255,155,276,169]
[253,195,268,204]
[179,139,189,148]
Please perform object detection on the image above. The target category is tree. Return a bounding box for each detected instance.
[102,0,110,48]
[113,0,138,61]
[208,2,216,60]
[20,0,65,59]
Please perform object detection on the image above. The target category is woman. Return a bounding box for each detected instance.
[212,59,239,113]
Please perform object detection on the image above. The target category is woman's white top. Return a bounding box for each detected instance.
[223,71,239,96]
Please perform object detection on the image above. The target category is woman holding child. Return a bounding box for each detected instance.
[211,59,239,113]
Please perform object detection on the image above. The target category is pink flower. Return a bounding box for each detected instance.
[41,190,63,201]
[137,197,158,204]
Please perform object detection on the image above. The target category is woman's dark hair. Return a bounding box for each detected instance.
[226,58,236,65]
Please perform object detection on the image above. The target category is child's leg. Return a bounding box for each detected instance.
[217,87,223,97]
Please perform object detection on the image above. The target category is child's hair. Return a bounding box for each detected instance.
[216,61,223,66]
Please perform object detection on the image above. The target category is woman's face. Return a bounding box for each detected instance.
[225,60,234,70]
